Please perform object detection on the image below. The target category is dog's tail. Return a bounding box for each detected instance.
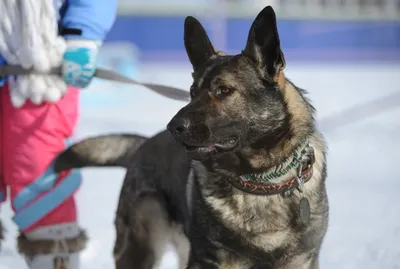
[54,134,148,173]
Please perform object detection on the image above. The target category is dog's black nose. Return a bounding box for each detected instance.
[167,117,190,136]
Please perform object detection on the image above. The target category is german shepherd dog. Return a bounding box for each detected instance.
[54,5,329,269]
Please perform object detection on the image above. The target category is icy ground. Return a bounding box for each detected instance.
[1,62,400,269]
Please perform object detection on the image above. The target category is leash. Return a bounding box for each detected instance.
[0,65,191,102]
[1,65,399,132]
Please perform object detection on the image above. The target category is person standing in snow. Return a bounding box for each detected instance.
[0,1,118,268]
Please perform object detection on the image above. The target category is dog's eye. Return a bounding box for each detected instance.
[216,87,233,97]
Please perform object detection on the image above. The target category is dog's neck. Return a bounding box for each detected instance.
[228,139,315,196]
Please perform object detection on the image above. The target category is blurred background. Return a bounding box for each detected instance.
[1,1,400,269]
[111,0,400,64]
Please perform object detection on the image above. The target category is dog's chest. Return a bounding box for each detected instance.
[189,167,296,251]
[208,193,297,250]
[187,155,326,267]
[215,245,286,269]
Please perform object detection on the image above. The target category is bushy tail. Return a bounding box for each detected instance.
[54,134,148,173]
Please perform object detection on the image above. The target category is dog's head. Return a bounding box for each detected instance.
[167,6,313,166]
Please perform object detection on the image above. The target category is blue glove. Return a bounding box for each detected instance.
[62,40,101,88]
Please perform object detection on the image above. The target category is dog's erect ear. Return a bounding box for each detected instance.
[184,16,217,71]
[243,6,286,78]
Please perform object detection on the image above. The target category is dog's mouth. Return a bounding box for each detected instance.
[183,137,239,154]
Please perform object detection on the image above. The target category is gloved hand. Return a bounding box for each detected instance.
[62,40,101,89]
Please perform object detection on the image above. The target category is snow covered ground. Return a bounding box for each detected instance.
[1,62,400,268]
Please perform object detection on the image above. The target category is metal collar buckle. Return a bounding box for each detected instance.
[296,163,305,193]
[293,157,305,193]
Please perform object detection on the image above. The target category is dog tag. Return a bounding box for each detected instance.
[299,197,310,225]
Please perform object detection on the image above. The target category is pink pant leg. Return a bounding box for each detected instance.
[1,84,81,234]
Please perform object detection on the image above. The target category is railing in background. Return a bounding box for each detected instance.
[116,0,400,20]
[279,0,400,20]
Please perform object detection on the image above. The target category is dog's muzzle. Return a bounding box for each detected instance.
[167,116,210,144]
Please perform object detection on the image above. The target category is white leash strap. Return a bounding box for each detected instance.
[0,65,191,102]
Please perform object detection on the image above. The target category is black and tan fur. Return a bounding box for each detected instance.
[54,6,329,269]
